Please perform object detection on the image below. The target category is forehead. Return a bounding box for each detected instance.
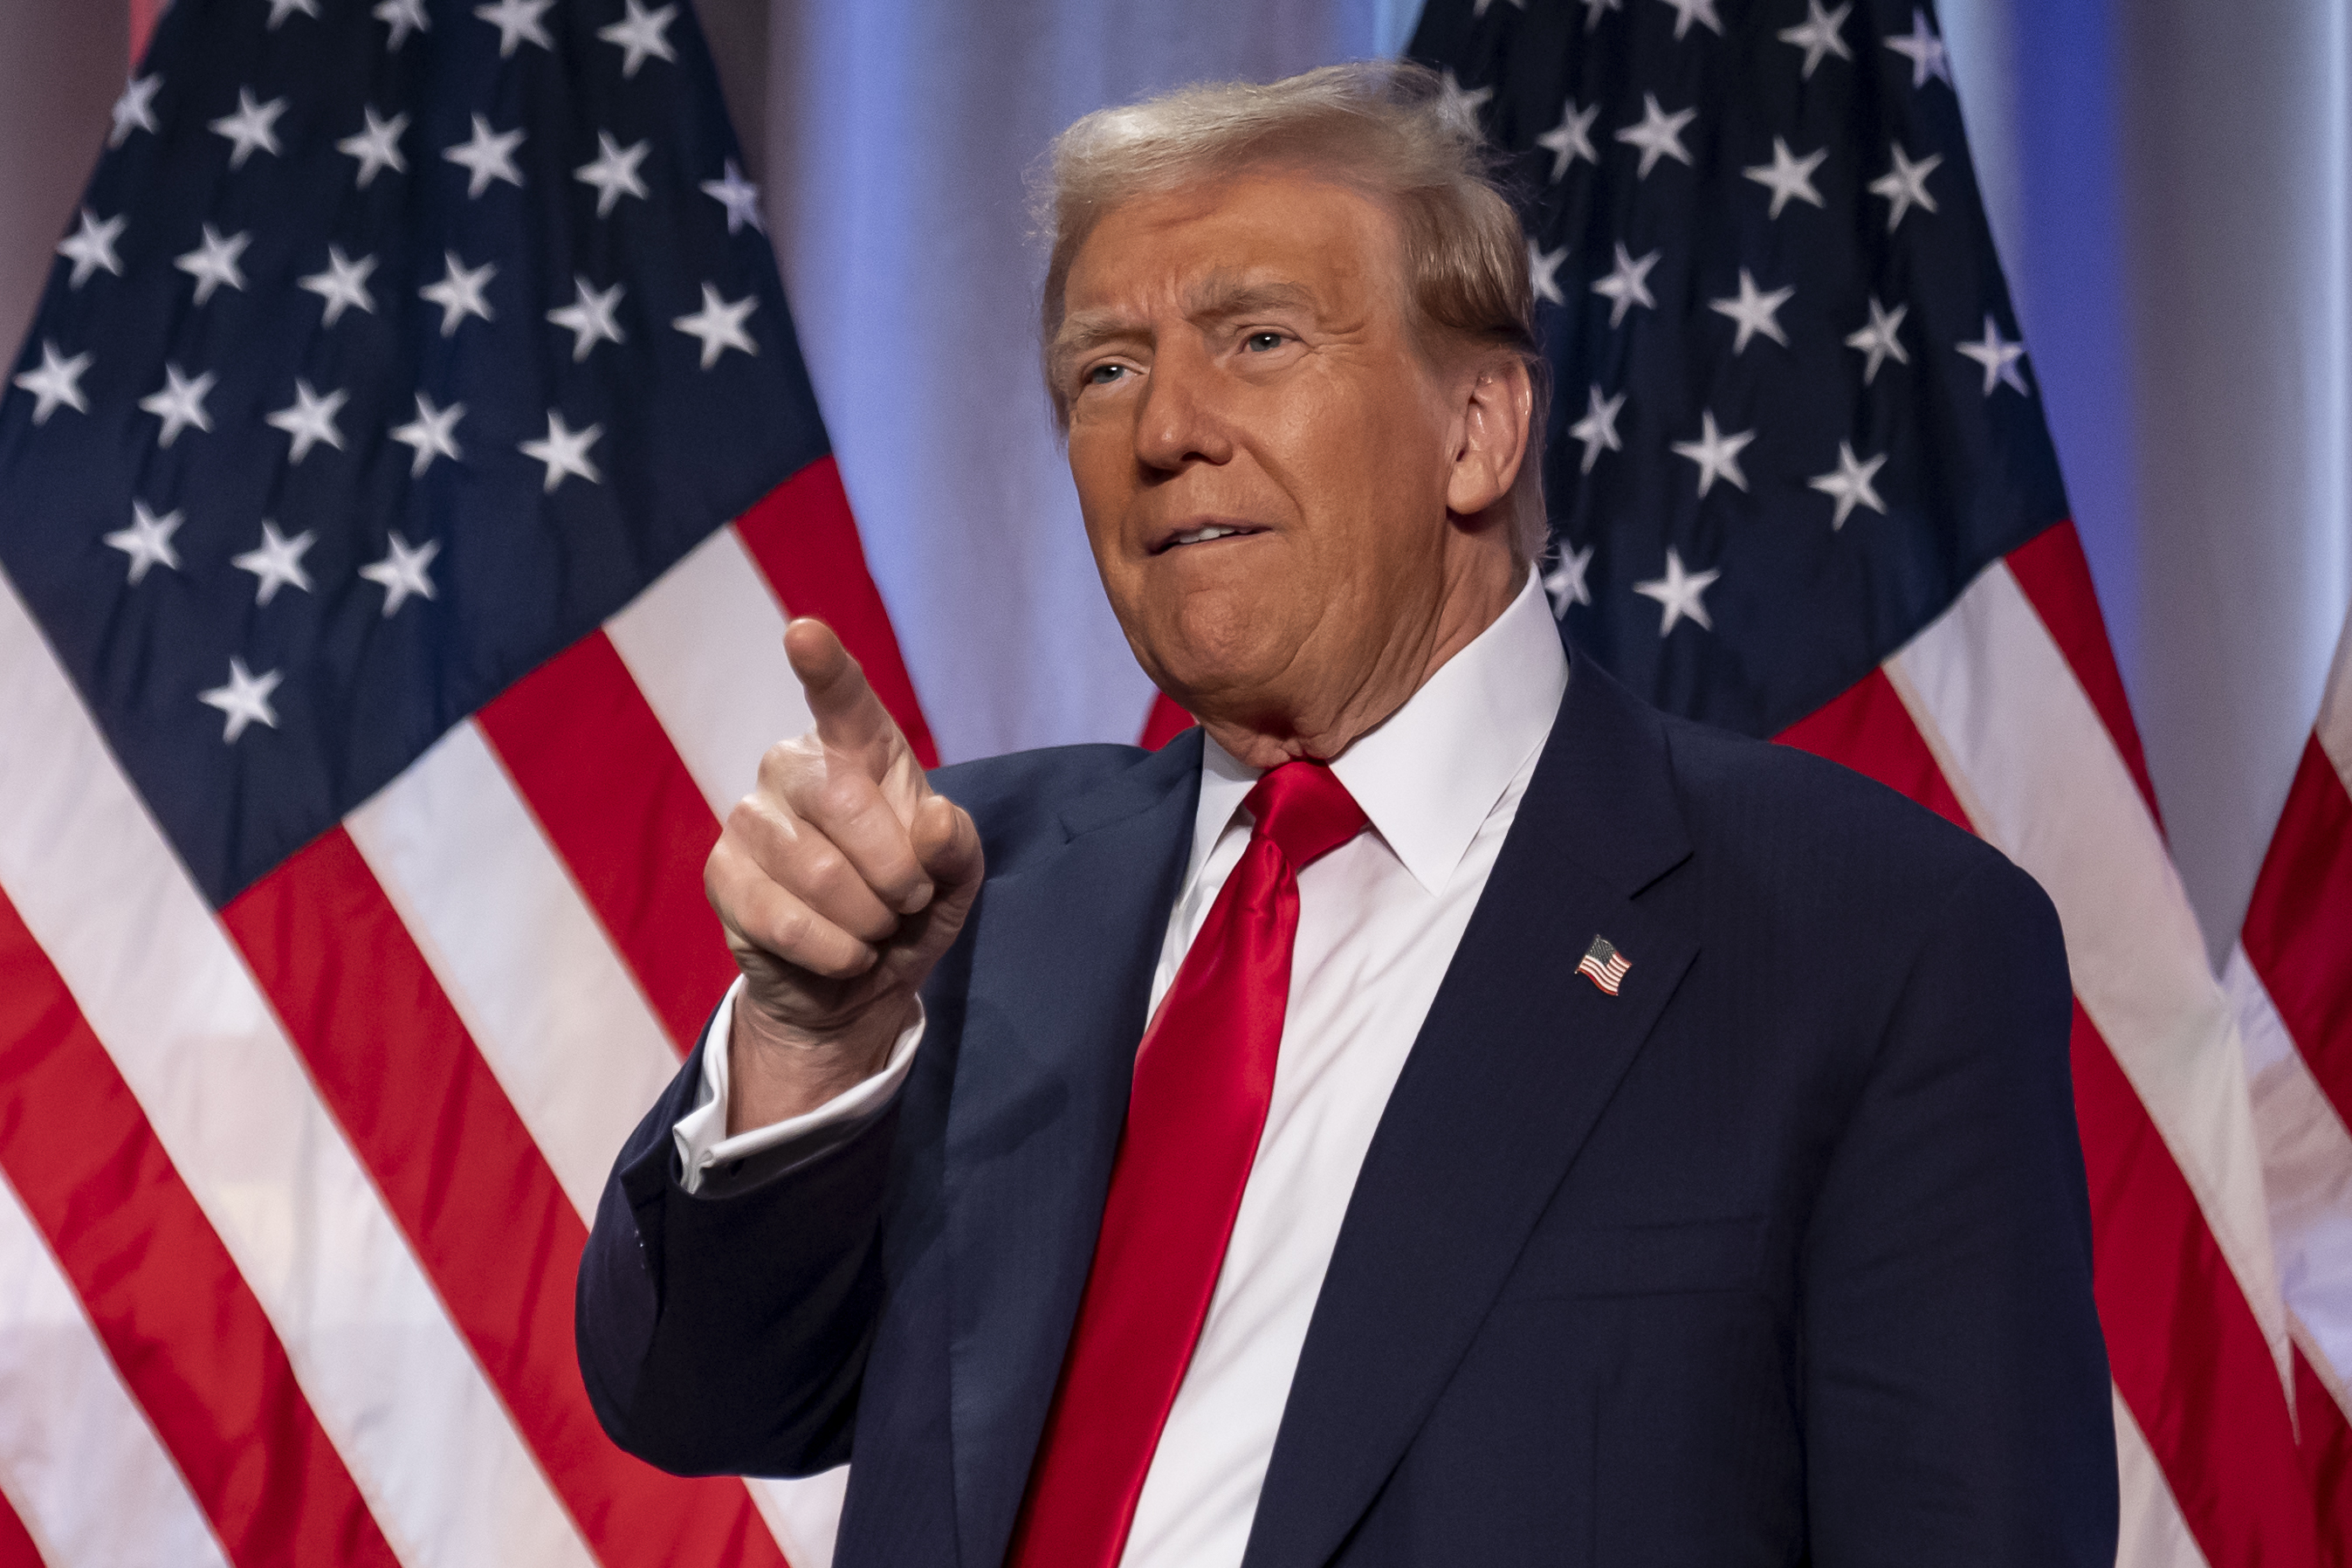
[1059,170,1406,320]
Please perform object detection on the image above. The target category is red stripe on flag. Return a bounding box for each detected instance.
[1139,693,1193,751]
[221,832,787,1568]
[478,633,739,1053]
[2241,734,2352,1134]
[2004,523,2164,828]
[2072,1001,2325,1567]
[0,883,398,1568]
[128,0,163,62]
[2297,1347,2352,1568]
[1773,666,1971,831]
[0,884,395,1568]
[735,457,939,768]
[0,1484,41,1568]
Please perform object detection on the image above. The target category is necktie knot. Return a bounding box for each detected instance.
[1244,760,1368,870]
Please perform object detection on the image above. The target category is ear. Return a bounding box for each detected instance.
[1444,356,1535,519]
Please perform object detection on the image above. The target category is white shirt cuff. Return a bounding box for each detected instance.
[671,975,925,1195]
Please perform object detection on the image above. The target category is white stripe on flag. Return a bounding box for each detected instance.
[347,719,682,1222]
[1888,560,2291,1383]
[2112,1386,2214,1568]
[607,521,815,822]
[0,567,596,1568]
[0,1166,230,1568]
[2224,945,2352,1394]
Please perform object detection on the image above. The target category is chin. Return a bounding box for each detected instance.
[1130,583,1296,712]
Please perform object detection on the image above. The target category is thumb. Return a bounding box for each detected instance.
[910,793,983,899]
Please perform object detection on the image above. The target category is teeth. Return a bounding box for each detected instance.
[1173,525,1243,546]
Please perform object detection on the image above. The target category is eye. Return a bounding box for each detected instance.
[1243,331,1285,353]
[1084,362,1129,387]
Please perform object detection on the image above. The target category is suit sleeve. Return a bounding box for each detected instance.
[1802,854,2118,1565]
[574,1005,898,1477]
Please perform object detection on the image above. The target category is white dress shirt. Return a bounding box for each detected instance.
[674,568,1569,1568]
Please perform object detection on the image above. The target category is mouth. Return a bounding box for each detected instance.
[1151,520,1267,555]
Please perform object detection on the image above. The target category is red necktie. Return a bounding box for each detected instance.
[1008,760,1369,1568]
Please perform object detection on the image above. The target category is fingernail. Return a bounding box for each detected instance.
[900,882,934,914]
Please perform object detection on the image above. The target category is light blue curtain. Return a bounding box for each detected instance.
[1943,0,2351,959]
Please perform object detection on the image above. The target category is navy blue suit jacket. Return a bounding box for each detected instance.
[577,657,2117,1567]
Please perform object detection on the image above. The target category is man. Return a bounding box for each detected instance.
[577,62,2115,1568]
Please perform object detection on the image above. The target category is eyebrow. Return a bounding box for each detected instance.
[1049,275,1321,382]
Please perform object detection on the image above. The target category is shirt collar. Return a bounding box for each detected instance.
[1185,567,1570,897]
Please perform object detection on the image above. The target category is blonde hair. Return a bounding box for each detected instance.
[1037,60,1551,562]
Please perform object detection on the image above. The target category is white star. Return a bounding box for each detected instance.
[360,532,441,616]
[1845,295,1909,384]
[57,210,127,288]
[337,107,409,188]
[597,0,679,78]
[1654,0,1723,40]
[474,0,554,56]
[699,159,765,235]
[267,0,320,27]
[1615,93,1696,179]
[1435,69,1492,130]
[547,275,627,361]
[1580,0,1622,28]
[199,657,283,743]
[1633,547,1720,636]
[209,86,288,170]
[231,519,316,606]
[1957,314,2031,396]
[105,500,184,585]
[1778,0,1853,77]
[174,224,251,306]
[375,0,430,49]
[1591,242,1661,327]
[672,282,759,369]
[444,113,525,199]
[14,340,93,426]
[299,245,378,327]
[1810,442,1889,529]
[110,73,162,148]
[1544,540,1595,612]
[1709,268,1794,354]
[1743,138,1826,219]
[1885,9,1953,89]
[1527,241,1569,306]
[1536,100,1599,182]
[1670,409,1756,498]
[574,132,651,218]
[265,379,349,464]
[419,251,497,336]
[139,362,216,447]
[1868,144,1942,231]
[390,391,465,477]
[1568,385,1624,473]
[1471,0,1528,14]
[519,410,603,492]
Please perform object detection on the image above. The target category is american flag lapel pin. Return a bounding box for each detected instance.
[1576,935,1631,996]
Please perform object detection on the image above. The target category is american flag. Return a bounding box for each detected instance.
[0,0,931,1562]
[1573,934,1630,995]
[1407,0,2345,1562]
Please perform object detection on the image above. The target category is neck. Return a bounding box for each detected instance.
[1197,547,1522,770]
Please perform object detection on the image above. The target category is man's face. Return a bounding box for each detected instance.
[1054,171,1483,746]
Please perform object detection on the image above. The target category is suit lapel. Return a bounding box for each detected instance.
[1241,659,1701,1568]
[943,734,1202,1568]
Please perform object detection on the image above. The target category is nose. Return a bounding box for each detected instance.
[1131,338,1234,474]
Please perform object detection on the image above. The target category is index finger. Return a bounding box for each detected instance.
[786,618,907,781]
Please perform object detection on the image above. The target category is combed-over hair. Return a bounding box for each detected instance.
[1037,60,1551,563]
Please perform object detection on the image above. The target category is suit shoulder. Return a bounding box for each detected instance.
[1654,712,2044,918]
[926,742,1163,868]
